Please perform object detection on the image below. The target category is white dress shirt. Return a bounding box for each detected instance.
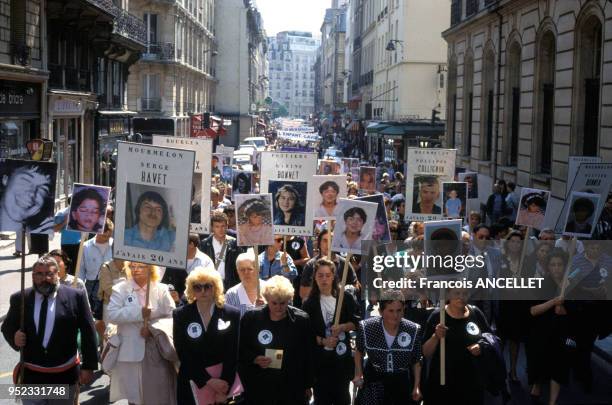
[212,237,227,280]
[34,290,57,348]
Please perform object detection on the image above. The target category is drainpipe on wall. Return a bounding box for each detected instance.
[492,6,504,186]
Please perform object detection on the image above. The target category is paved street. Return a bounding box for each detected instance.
[0,236,611,404]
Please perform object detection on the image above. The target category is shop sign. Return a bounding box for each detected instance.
[0,80,40,116]
[53,99,82,114]
[108,119,127,136]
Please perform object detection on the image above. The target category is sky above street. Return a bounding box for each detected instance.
[256,0,329,37]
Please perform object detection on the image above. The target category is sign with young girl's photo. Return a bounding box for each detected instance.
[235,193,274,246]
[260,151,318,236]
[515,188,550,229]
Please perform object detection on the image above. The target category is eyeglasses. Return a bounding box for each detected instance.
[193,283,213,292]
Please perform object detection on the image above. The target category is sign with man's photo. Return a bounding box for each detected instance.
[405,148,456,222]
[153,136,212,234]
[260,151,317,236]
[66,183,111,234]
[0,159,57,234]
[113,142,195,268]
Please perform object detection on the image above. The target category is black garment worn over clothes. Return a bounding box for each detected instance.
[422,305,491,405]
[1,286,98,384]
[302,290,361,405]
[173,303,241,405]
[238,305,315,404]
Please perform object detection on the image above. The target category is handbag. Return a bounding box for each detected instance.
[101,333,121,373]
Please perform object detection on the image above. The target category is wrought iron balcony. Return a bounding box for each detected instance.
[83,0,120,18]
[141,98,162,111]
[142,43,178,61]
[113,10,147,48]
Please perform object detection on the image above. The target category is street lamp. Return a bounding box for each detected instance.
[385,40,404,52]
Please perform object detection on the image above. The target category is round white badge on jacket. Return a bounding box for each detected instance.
[398,332,411,347]
[258,329,273,345]
[466,322,480,336]
[188,322,202,338]
[336,342,347,356]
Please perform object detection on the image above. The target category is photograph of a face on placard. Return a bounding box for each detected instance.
[311,175,347,219]
[319,160,341,175]
[412,175,442,215]
[123,183,178,253]
[356,194,391,242]
[269,180,307,227]
[515,188,550,229]
[442,182,467,219]
[458,172,478,199]
[235,193,274,247]
[67,183,111,234]
[232,171,253,196]
[563,192,601,238]
[0,159,57,234]
[424,219,463,274]
[359,166,376,193]
[331,198,378,255]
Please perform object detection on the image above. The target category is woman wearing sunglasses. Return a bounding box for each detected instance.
[107,261,176,405]
[173,267,241,405]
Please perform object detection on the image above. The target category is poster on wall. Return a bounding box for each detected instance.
[153,136,212,234]
[66,183,112,233]
[260,151,317,236]
[0,159,57,234]
[554,163,612,235]
[113,142,195,269]
[405,148,456,222]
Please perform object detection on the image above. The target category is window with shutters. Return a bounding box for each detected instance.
[10,0,28,65]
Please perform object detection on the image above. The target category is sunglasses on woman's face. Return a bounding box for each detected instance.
[193,283,214,292]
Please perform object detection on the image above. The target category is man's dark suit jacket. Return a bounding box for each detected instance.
[1,285,98,384]
[199,235,243,290]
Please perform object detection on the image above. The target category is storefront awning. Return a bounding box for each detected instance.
[380,125,405,136]
[366,123,390,133]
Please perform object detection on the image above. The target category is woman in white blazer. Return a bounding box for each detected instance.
[107,261,176,405]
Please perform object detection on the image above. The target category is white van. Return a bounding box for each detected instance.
[243,136,267,151]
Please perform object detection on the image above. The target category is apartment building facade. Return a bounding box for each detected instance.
[267,31,319,118]
[444,0,612,222]
[128,0,217,139]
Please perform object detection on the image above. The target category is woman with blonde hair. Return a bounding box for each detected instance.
[107,261,176,405]
[239,275,315,404]
[173,266,241,405]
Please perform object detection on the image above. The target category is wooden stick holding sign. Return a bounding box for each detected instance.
[71,232,88,287]
[17,224,26,384]
[253,245,261,300]
[439,288,446,386]
[333,253,352,326]
[560,237,578,298]
[144,265,152,325]
[327,220,333,259]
